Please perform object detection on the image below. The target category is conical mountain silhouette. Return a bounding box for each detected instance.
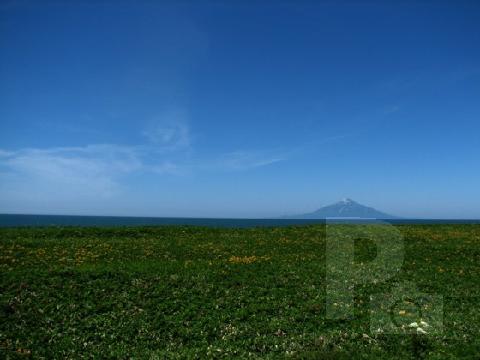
[287,198,397,219]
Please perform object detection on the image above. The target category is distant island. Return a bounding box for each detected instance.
[285,198,398,219]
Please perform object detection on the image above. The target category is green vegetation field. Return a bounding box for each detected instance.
[1,225,479,359]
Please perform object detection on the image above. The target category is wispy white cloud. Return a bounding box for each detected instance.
[0,105,293,215]
[218,150,285,171]
[0,143,285,206]
[211,134,350,172]
[142,110,191,152]
[0,108,198,204]
[0,149,14,157]
[150,161,186,175]
[0,145,143,198]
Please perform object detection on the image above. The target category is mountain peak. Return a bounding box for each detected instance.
[286,199,397,219]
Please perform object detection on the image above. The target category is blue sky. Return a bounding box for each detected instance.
[1,0,479,218]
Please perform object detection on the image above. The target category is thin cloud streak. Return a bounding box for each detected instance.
[218,150,285,171]
[0,145,143,199]
[0,143,288,200]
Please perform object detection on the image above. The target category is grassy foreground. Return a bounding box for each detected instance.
[1,225,479,359]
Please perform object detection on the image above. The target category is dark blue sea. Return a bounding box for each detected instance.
[1,214,480,228]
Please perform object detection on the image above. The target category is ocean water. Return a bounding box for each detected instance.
[1,214,480,228]
[0,214,327,228]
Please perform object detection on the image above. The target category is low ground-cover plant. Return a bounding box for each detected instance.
[1,225,479,358]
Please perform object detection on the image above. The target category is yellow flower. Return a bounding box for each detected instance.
[229,255,257,264]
